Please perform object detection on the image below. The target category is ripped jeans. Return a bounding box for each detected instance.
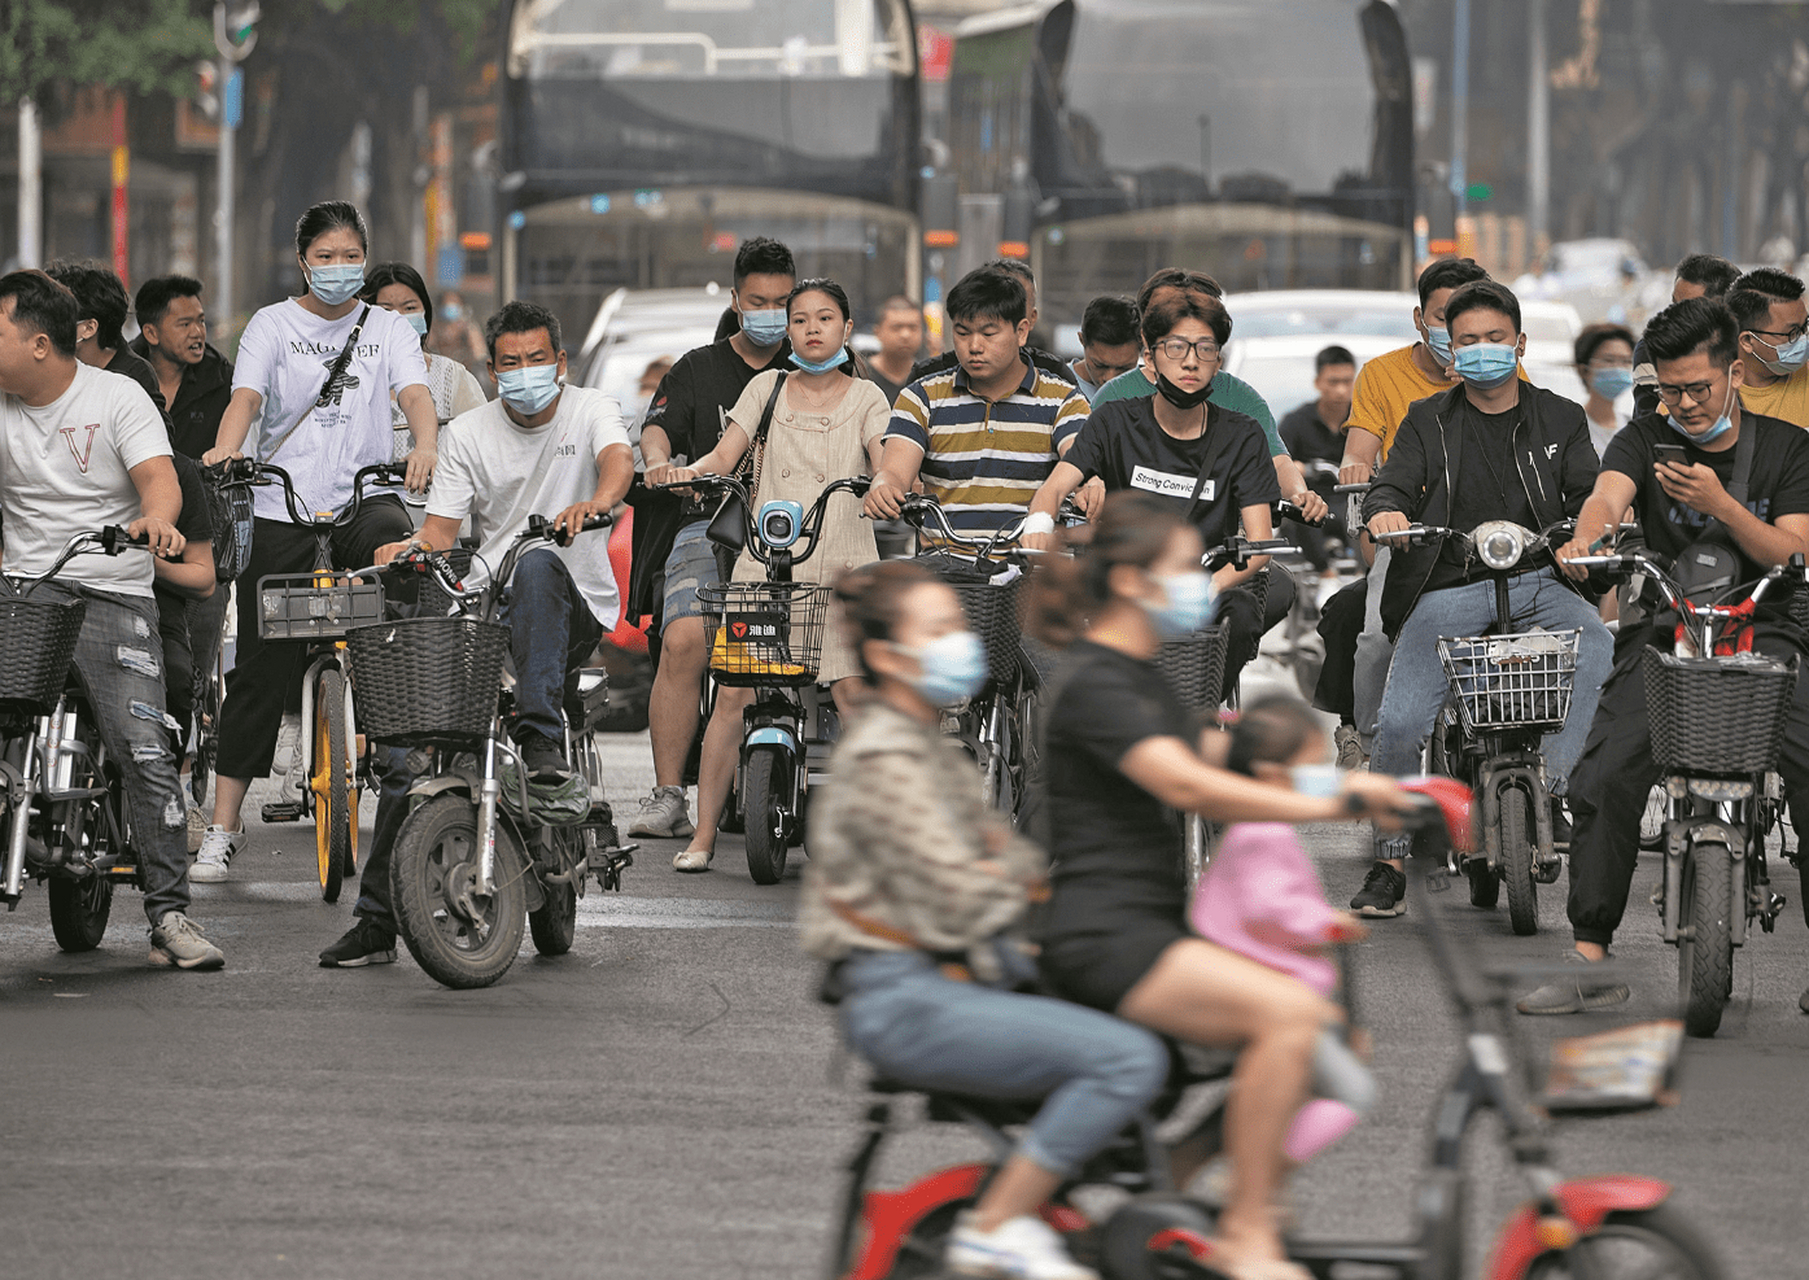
[21,581,192,926]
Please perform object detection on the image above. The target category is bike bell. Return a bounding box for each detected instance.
[757,500,805,550]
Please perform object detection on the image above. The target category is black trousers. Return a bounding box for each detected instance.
[1312,576,1368,721]
[216,497,412,780]
[1565,621,1809,947]
[1218,567,1296,704]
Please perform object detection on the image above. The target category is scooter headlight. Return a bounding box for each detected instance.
[757,500,804,550]
[1475,521,1531,572]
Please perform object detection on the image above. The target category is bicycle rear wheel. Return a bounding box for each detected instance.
[1524,1203,1726,1279]
[312,667,356,904]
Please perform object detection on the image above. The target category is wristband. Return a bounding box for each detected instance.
[1022,511,1057,537]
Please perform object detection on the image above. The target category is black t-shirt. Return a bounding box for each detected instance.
[642,335,790,523]
[1425,401,1539,595]
[1278,402,1343,468]
[104,345,170,427]
[1603,410,1809,587]
[154,452,215,639]
[1064,397,1281,550]
[866,365,908,409]
[1042,641,1197,931]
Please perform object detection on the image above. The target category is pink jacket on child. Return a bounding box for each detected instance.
[1189,822,1344,996]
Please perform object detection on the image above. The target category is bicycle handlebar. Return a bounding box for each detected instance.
[9,526,148,594]
[203,458,410,528]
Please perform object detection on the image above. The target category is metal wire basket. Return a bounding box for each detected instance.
[698,581,830,688]
[1437,628,1582,734]
[1157,625,1231,713]
[1644,647,1797,775]
[346,616,509,746]
[0,596,86,713]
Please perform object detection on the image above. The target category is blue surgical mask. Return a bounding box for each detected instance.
[1753,332,1809,377]
[1425,324,1453,367]
[1289,764,1345,798]
[790,346,850,375]
[442,302,464,322]
[1589,367,1634,400]
[898,631,989,705]
[307,262,366,306]
[496,363,563,415]
[740,308,788,347]
[1668,378,1737,445]
[1453,342,1519,389]
[402,310,429,338]
[1144,572,1217,641]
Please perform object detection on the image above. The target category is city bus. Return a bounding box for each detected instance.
[499,0,923,341]
[945,0,1416,328]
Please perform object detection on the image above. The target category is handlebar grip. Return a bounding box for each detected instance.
[1332,483,1372,494]
[100,525,150,555]
[1275,501,1325,529]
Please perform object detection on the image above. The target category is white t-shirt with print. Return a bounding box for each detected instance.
[427,385,631,627]
[0,362,171,596]
[232,299,428,521]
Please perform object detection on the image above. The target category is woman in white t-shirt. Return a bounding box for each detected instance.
[360,261,488,467]
[1575,322,1637,459]
[196,200,439,882]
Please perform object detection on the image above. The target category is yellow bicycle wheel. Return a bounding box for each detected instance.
[312,667,357,903]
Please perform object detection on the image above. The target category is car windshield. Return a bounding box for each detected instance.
[1230,305,1418,341]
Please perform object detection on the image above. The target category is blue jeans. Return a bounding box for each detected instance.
[1372,568,1612,825]
[504,549,604,745]
[838,949,1169,1177]
[23,582,192,926]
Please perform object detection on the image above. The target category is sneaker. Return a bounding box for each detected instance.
[272,711,304,781]
[148,911,225,970]
[945,1211,1097,1280]
[627,785,695,839]
[1550,798,1573,850]
[1349,860,1407,918]
[318,918,398,968]
[1334,723,1369,771]
[1517,949,1631,1015]
[672,847,713,873]
[190,825,246,883]
[518,733,571,782]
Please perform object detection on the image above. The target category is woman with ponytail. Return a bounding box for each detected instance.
[664,278,889,872]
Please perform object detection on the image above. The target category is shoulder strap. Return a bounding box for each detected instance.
[264,305,372,463]
[738,370,787,493]
[1727,415,1756,507]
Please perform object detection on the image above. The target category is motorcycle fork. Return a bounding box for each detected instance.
[474,730,505,897]
[1478,753,1554,869]
[740,689,803,820]
[1,724,41,902]
[1659,793,1748,945]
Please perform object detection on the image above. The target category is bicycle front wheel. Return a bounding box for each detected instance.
[312,667,357,904]
[1523,1204,1725,1279]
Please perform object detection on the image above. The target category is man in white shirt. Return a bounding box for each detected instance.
[0,270,223,970]
[319,301,633,968]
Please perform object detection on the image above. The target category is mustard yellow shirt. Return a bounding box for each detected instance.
[1346,344,1530,460]
[1739,365,1809,429]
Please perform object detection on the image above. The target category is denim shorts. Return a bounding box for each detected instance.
[661,520,720,631]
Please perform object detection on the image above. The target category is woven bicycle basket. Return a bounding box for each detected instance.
[1157,625,1231,713]
[345,616,509,746]
[698,581,830,689]
[1643,647,1797,775]
[915,553,1023,685]
[0,596,86,712]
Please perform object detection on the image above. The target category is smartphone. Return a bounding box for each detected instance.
[1652,442,1688,467]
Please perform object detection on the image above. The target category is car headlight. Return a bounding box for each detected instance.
[1475,521,1532,572]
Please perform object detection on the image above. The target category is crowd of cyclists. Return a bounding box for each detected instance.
[5,194,1809,1278]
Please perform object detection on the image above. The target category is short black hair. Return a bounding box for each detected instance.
[0,269,79,357]
[483,300,563,362]
[1140,290,1231,349]
[946,268,1027,326]
[1675,253,1741,298]
[1573,322,1635,368]
[983,258,1035,287]
[1726,268,1806,333]
[134,274,204,330]
[1079,296,1139,347]
[360,262,434,335]
[1416,256,1490,309]
[1642,297,1740,367]
[1226,695,1323,777]
[44,259,129,351]
[733,236,796,287]
[294,200,368,255]
[1443,279,1521,336]
[1136,268,1222,314]
[1315,344,1356,372]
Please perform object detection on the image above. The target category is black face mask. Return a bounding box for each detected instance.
[1156,372,1213,411]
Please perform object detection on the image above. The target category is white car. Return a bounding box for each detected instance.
[1216,289,1421,422]
[1222,331,1408,425]
[575,287,733,450]
[1518,298,1589,405]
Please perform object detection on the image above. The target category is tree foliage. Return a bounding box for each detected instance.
[0,0,213,106]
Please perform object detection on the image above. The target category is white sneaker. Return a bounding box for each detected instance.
[148,911,225,970]
[272,711,304,785]
[945,1212,1097,1280]
[191,826,246,883]
[627,785,695,838]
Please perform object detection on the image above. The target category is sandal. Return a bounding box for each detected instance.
[672,847,714,873]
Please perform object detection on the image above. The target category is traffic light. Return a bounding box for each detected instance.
[195,61,220,121]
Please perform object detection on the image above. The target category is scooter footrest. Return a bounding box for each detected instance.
[261,802,305,823]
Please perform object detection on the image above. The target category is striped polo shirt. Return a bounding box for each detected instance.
[886,359,1090,536]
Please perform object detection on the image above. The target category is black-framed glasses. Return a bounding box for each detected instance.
[1653,379,1720,407]
[1749,321,1809,343]
[1155,337,1222,363]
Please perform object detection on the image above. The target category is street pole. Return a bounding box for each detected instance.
[214,3,258,342]
[1450,0,1471,247]
[1528,0,1550,261]
[17,99,41,268]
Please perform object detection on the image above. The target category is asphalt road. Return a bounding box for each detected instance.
[4,722,1808,1280]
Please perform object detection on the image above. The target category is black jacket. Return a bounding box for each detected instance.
[129,337,235,459]
[909,345,1076,387]
[1363,381,1598,640]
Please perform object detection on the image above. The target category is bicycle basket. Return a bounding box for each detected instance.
[1156,625,1231,713]
[345,616,509,746]
[1437,629,1581,734]
[0,596,86,712]
[1644,647,1797,775]
[916,554,1022,685]
[257,573,384,641]
[698,581,829,688]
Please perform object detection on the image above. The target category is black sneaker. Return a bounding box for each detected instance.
[519,733,571,782]
[318,918,398,968]
[1550,798,1573,850]
[1350,860,1407,918]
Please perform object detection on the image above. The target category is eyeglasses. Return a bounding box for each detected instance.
[1155,337,1222,363]
[1654,379,1721,407]
[1749,322,1809,343]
